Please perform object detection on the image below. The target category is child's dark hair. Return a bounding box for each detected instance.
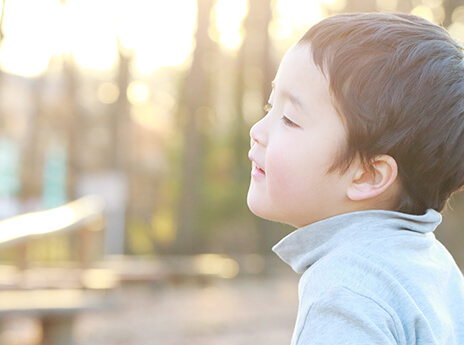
[299,12,464,215]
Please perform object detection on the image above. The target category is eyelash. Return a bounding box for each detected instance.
[281,116,298,127]
[263,103,299,128]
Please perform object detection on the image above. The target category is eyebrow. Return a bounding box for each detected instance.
[271,81,304,110]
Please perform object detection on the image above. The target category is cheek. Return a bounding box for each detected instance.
[265,139,337,201]
[265,144,307,199]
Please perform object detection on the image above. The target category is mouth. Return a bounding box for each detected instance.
[248,151,265,178]
[249,154,266,178]
[252,161,265,175]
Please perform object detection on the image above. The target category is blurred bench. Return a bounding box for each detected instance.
[0,288,115,345]
[0,196,119,345]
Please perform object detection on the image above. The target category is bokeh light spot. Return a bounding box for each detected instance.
[411,5,435,23]
[452,6,464,23]
[97,82,120,104]
[127,81,150,105]
[448,22,464,43]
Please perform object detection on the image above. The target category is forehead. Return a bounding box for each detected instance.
[273,44,331,103]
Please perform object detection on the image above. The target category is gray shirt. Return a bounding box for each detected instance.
[273,209,464,344]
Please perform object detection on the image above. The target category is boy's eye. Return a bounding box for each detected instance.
[281,115,299,128]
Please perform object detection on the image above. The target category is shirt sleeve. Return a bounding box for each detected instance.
[295,286,402,345]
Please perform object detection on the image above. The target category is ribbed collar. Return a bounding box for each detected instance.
[272,209,442,273]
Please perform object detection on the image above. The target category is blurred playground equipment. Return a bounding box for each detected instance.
[0,195,118,345]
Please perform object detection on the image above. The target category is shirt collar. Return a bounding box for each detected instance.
[272,209,442,273]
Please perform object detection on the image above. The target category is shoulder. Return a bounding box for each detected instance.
[293,252,406,344]
[294,285,404,345]
[295,245,464,344]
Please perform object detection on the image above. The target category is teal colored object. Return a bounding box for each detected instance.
[0,138,20,197]
[42,145,67,209]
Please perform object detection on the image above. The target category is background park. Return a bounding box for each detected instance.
[0,0,463,344]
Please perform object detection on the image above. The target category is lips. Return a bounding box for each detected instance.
[252,161,265,174]
[249,152,265,178]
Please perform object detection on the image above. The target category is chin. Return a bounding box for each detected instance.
[246,192,261,216]
[247,192,269,219]
[247,194,287,225]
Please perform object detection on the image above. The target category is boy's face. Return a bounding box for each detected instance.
[247,44,355,228]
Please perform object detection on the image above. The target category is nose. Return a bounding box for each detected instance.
[250,117,267,147]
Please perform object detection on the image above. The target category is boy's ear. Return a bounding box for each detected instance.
[347,155,398,201]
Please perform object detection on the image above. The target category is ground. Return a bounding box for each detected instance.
[75,269,299,345]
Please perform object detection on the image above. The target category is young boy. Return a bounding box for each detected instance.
[247,12,464,344]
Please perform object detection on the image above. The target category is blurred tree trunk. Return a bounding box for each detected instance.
[113,47,131,171]
[117,49,132,254]
[443,0,460,27]
[396,0,413,13]
[176,0,215,254]
[63,59,80,202]
[20,77,45,207]
[105,45,132,255]
[58,0,81,203]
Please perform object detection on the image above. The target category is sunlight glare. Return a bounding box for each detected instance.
[0,0,206,76]
[65,0,118,71]
[212,0,248,50]
[117,0,197,74]
[0,0,59,77]
[271,0,325,43]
